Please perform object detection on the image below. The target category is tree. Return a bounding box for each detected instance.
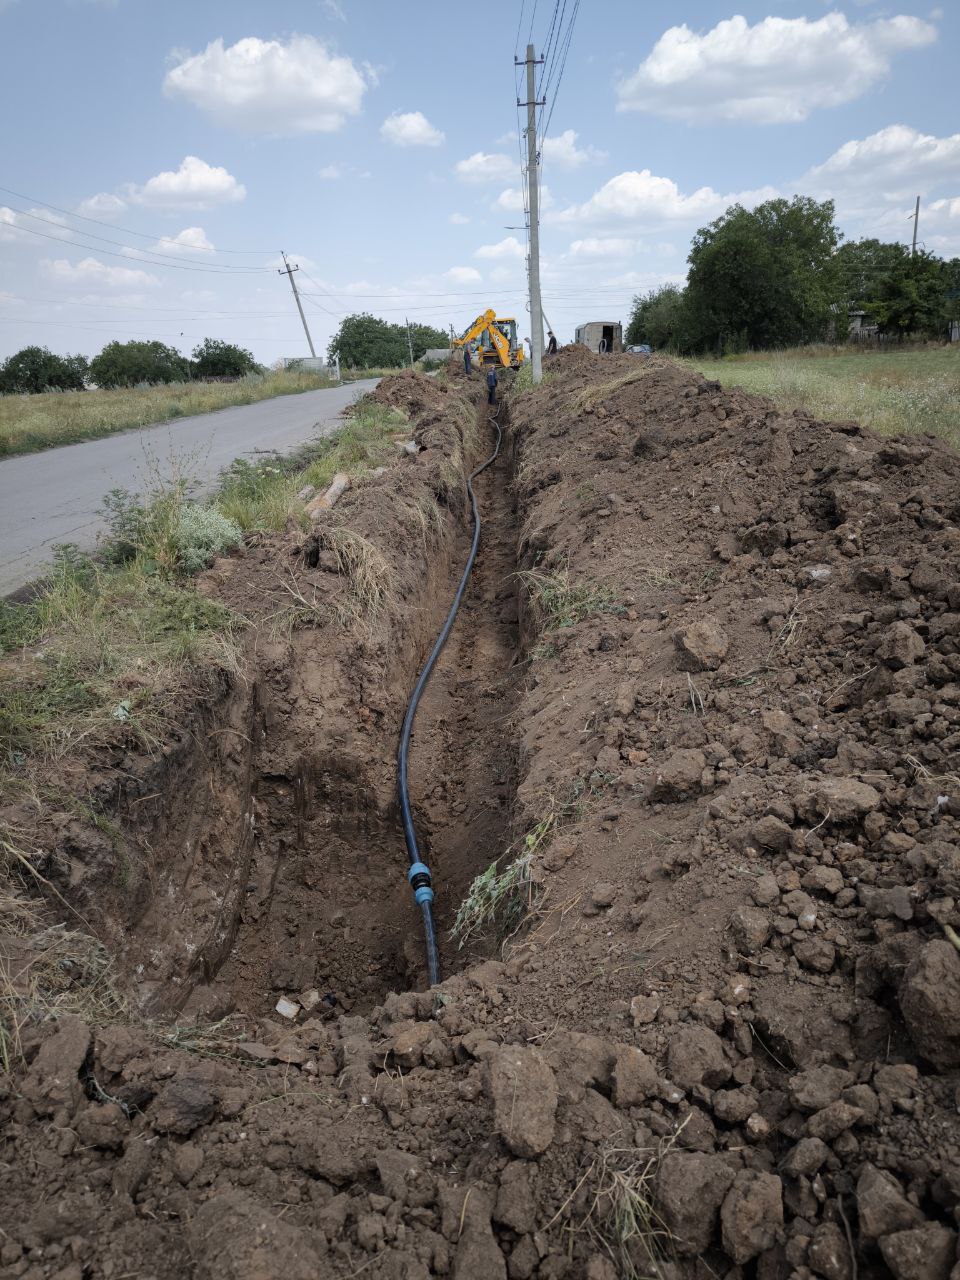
[408,322,449,361]
[88,340,190,389]
[864,250,948,340]
[0,345,88,394]
[191,338,260,379]
[685,196,842,353]
[625,285,691,351]
[327,314,449,368]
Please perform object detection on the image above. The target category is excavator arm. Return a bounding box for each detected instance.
[452,310,522,368]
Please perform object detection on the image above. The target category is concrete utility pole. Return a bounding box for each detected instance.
[519,43,545,385]
[911,196,921,257]
[278,251,317,357]
[405,317,415,367]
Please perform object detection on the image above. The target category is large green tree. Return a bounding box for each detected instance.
[0,345,88,394]
[685,196,842,353]
[838,239,956,340]
[192,338,260,379]
[89,340,190,389]
[327,314,448,368]
[625,284,691,351]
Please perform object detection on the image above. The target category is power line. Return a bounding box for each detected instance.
[9,221,275,274]
[0,317,306,343]
[0,184,275,254]
[4,205,273,272]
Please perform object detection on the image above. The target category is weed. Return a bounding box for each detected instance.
[174,505,243,574]
[583,1141,679,1279]
[320,525,397,624]
[452,815,555,948]
[519,568,623,636]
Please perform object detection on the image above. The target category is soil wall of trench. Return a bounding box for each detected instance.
[3,356,960,1280]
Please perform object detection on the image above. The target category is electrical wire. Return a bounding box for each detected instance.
[4,206,271,272]
[8,221,274,274]
[398,399,503,987]
[0,184,275,254]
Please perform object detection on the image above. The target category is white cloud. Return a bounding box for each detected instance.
[454,151,516,184]
[380,111,444,148]
[541,130,604,169]
[617,13,937,124]
[41,256,160,289]
[568,237,637,259]
[552,170,776,226]
[494,185,552,212]
[321,0,345,19]
[475,236,525,261]
[803,124,960,207]
[318,164,342,179]
[164,35,367,135]
[444,266,482,285]
[449,212,470,224]
[76,192,127,218]
[154,226,214,254]
[129,156,245,210]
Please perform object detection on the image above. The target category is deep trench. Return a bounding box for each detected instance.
[140,407,524,1023]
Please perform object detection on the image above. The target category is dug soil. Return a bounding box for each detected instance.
[2,353,960,1280]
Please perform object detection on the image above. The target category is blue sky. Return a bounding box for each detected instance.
[0,0,956,364]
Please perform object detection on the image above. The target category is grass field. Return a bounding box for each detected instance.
[685,346,960,448]
[0,368,336,458]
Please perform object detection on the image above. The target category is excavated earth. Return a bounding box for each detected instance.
[3,352,960,1280]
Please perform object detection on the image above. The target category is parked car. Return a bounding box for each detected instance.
[626,344,652,355]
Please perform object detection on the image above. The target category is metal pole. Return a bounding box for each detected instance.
[911,196,920,257]
[524,43,544,385]
[406,317,415,367]
[278,251,317,358]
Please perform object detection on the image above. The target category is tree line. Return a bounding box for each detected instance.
[326,314,449,368]
[626,196,960,355]
[0,338,261,395]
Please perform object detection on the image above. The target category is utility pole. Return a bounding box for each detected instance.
[405,317,415,367]
[911,196,920,257]
[278,251,317,358]
[518,43,545,385]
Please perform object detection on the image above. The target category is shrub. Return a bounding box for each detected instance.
[174,505,243,574]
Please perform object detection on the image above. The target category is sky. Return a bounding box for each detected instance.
[0,0,956,364]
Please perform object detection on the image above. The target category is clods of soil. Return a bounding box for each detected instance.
[2,354,960,1279]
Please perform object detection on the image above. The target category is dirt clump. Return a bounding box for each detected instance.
[3,354,960,1277]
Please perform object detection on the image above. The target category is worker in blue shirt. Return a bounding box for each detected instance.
[463,344,473,377]
[486,366,498,405]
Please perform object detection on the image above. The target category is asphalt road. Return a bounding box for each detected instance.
[0,380,377,596]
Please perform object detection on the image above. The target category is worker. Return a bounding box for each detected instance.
[486,366,498,406]
[463,344,473,377]
[546,330,558,355]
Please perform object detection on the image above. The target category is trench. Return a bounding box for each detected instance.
[124,402,523,1024]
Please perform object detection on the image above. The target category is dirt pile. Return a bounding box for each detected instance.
[2,355,960,1279]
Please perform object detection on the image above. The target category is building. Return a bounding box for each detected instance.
[574,321,623,354]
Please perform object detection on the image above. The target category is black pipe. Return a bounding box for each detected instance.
[397,402,503,986]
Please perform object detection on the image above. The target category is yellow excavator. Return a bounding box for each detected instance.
[453,309,524,369]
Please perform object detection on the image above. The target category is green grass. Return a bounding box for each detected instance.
[0,547,241,771]
[519,568,624,634]
[213,402,409,533]
[0,368,336,458]
[685,345,960,447]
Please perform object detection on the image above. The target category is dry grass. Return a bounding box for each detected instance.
[574,361,662,412]
[0,369,336,458]
[320,525,399,624]
[685,346,960,448]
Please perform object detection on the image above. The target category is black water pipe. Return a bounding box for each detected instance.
[397,402,503,986]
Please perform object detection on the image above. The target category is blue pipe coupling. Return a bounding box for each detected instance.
[407,861,434,906]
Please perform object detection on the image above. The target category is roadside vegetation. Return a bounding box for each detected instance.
[0,366,336,458]
[685,346,960,446]
[0,398,409,783]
